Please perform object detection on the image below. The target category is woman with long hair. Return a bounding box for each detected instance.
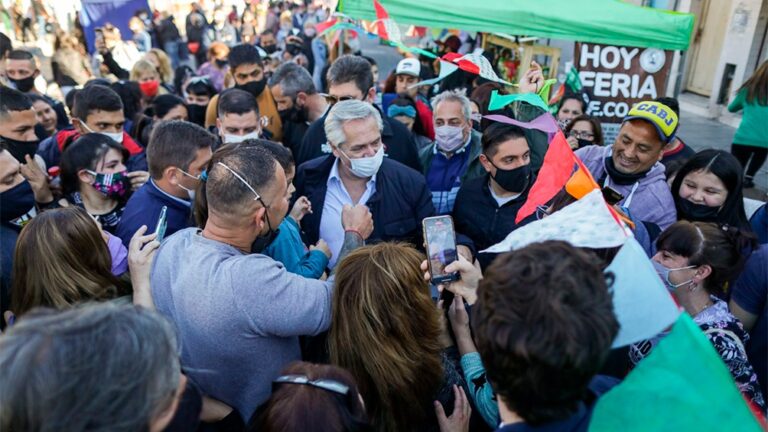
[728,60,768,188]
[563,114,604,148]
[670,149,753,234]
[329,242,468,432]
[10,207,127,319]
[59,134,131,234]
[630,221,764,410]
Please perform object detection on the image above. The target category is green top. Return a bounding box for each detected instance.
[728,88,768,149]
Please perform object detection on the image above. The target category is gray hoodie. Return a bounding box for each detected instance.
[576,145,677,230]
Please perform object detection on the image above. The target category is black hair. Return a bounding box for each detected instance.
[670,149,752,232]
[563,114,604,146]
[217,89,259,118]
[186,77,218,97]
[558,92,586,113]
[109,81,142,121]
[481,122,527,157]
[147,120,216,179]
[65,89,79,114]
[654,96,680,117]
[173,65,195,97]
[228,44,263,71]
[0,32,11,60]
[0,86,33,118]
[151,94,187,120]
[260,29,275,37]
[326,55,373,95]
[252,139,294,172]
[60,134,129,195]
[664,158,688,182]
[361,55,377,67]
[73,85,124,121]
[7,49,34,63]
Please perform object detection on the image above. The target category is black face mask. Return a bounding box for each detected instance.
[471,120,482,133]
[604,157,650,186]
[577,138,594,149]
[262,44,277,54]
[286,44,303,56]
[187,104,208,126]
[279,103,308,124]
[0,135,40,163]
[678,198,720,222]
[236,77,267,99]
[490,161,531,193]
[0,180,35,223]
[250,211,279,253]
[9,75,36,93]
[215,59,228,68]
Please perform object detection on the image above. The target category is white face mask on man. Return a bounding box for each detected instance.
[223,130,260,144]
[336,144,384,178]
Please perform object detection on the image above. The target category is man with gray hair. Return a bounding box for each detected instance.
[151,143,372,420]
[268,61,328,153]
[0,303,188,431]
[294,55,421,171]
[419,89,486,214]
[294,100,473,268]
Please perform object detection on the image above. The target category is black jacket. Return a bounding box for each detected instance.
[294,108,422,172]
[294,155,432,248]
[452,174,536,269]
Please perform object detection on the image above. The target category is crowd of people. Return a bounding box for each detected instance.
[0,1,767,431]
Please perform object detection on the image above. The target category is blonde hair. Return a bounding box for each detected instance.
[329,242,444,432]
[739,60,768,106]
[148,48,173,83]
[130,59,160,82]
[11,207,124,317]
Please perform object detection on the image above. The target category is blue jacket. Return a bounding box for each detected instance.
[116,180,193,247]
[294,155,434,249]
[264,217,329,279]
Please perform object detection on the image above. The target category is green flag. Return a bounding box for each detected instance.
[565,66,582,93]
[589,313,764,432]
[488,90,549,112]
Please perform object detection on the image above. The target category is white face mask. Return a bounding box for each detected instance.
[435,125,465,153]
[338,144,384,178]
[223,130,260,144]
[78,119,124,144]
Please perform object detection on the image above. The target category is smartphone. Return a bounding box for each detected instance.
[155,206,168,243]
[601,186,625,206]
[423,216,460,285]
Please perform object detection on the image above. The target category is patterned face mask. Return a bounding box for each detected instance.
[86,169,131,198]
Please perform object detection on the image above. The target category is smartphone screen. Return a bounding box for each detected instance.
[423,216,460,284]
[155,206,168,243]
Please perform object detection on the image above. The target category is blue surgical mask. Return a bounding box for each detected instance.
[652,260,696,292]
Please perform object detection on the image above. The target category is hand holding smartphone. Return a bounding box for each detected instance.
[154,206,168,243]
[423,215,461,309]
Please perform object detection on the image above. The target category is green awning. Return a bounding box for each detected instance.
[339,0,695,51]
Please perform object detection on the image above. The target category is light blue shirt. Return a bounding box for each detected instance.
[320,158,377,268]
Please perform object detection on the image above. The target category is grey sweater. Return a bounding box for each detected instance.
[150,228,334,419]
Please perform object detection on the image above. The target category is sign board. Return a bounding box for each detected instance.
[574,43,673,145]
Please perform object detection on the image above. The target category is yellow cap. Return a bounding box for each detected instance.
[623,101,679,143]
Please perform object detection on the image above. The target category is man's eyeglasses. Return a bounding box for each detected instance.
[272,374,350,396]
[568,130,595,141]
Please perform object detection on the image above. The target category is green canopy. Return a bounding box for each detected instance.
[338,0,695,51]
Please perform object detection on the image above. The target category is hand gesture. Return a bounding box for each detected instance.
[566,135,579,150]
[447,295,470,336]
[518,61,545,94]
[20,155,53,203]
[128,225,160,309]
[342,204,373,240]
[435,385,472,432]
[290,196,312,222]
[127,171,150,191]
[310,239,332,259]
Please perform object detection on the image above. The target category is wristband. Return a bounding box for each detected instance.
[345,229,363,240]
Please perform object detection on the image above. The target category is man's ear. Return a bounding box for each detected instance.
[73,117,87,135]
[252,206,267,232]
[164,166,179,185]
[296,92,308,107]
[479,153,493,174]
[366,87,376,103]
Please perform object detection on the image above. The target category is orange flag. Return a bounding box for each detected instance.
[516,131,575,223]
[565,157,599,199]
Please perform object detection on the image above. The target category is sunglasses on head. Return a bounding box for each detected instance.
[272,374,350,396]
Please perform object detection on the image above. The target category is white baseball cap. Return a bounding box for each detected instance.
[396,58,421,77]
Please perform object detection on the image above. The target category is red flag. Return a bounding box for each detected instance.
[516,131,576,223]
[315,18,338,35]
[373,0,389,40]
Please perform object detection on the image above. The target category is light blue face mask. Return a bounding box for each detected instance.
[652,260,696,292]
